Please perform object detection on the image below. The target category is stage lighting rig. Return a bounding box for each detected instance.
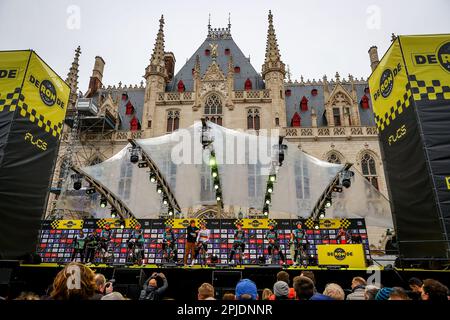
[72,174,82,190]
[340,170,355,188]
[318,208,325,219]
[100,196,108,208]
[272,136,288,167]
[200,118,214,149]
[138,161,149,168]
[128,145,140,163]
[324,197,332,208]
[111,208,117,218]
[85,186,96,195]
[149,172,157,183]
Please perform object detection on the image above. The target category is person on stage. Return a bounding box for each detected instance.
[184,220,199,266]
[290,221,307,266]
[98,227,111,261]
[265,222,285,264]
[128,226,145,265]
[162,225,177,262]
[228,222,245,264]
[194,221,211,265]
[71,230,86,263]
[337,226,351,244]
[85,231,99,264]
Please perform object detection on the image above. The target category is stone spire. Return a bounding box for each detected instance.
[66,46,81,108]
[262,10,285,78]
[145,15,167,80]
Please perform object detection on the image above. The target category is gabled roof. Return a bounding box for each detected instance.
[167,36,265,92]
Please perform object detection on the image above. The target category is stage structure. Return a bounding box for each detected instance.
[0,50,69,259]
[38,218,370,267]
[53,122,392,230]
[369,35,450,259]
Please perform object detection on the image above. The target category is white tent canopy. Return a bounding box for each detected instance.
[55,122,393,228]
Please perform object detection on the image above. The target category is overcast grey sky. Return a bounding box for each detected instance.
[1,0,449,91]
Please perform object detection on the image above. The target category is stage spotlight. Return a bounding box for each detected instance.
[332,185,343,193]
[138,161,149,168]
[214,184,219,190]
[319,212,325,219]
[168,207,174,216]
[162,197,168,205]
[267,187,273,193]
[129,146,139,163]
[209,157,216,167]
[313,221,320,230]
[341,170,355,188]
[149,172,157,183]
[265,198,271,205]
[269,174,276,182]
[111,208,117,218]
[120,222,125,229]
[216,196,221,201]
[212,171,218,178]
[73,181,82,190]
[263,204,269,216]
[324,197,332,208]
[157,184,163,194]
[85,187,96,195]
[100,196,107,208]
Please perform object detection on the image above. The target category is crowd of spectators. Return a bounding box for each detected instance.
[2,263,449,301]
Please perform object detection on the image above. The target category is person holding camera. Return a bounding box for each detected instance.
[139,272,168,301]
[91,273,114,300]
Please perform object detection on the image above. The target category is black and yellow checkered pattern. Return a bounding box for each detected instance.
[165,218,207,228]
[165,219,175,228]
[340,218,351,229]
[50,220,84,229]
[97,219,120,229]
[234,219,243,227]
[408,75,450,101]
[0,88,64,138]
[128,217,140,229]
[304,218,314,229]
[373,83,413,132]
[268,219,277,226]
[0,87,21,113]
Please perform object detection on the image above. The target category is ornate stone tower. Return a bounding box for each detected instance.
[65,46,81,110]
[143,15,169,136]
[261,10,286,128]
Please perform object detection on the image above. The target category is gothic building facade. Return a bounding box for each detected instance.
[49,11,386,220]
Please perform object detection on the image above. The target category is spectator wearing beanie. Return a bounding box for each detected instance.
[235,279,258,300]
[273,281,289,300]
[375,287,394,301]
[346,277,367,300]
[275,271,296,299]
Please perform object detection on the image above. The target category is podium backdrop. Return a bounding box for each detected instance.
[0,51,69,258]
[369,35,450,258]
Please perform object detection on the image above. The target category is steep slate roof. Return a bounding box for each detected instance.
[285,83,325,127]
[285,82,375,128]
[89,87,145,131]
[167,37,265,92]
